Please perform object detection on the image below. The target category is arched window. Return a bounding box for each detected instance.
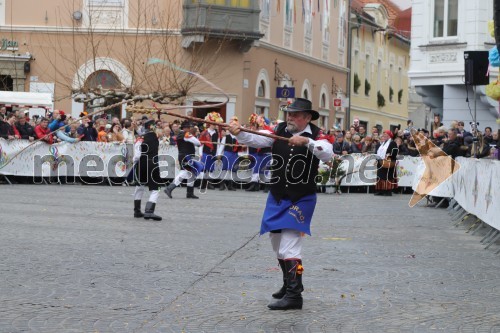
[85,70,122,118]
[257,80,266,97]
[320,93,326,109]
[303,90,309,100]
[85,70,121,90]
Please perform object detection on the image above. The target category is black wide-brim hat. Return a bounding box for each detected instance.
[181,120,193,128]
[144,119,156,128]
[284,98,319,121]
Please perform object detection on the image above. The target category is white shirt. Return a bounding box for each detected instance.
[235,124,333,163]
[376,139,392,160]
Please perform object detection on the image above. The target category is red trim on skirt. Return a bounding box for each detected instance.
[375,179,398,191]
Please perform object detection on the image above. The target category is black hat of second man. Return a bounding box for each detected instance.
[283,98,320,121]
[181,120,193,128]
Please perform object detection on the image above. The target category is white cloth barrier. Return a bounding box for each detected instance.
[0,142,421,186]
[453,157,500,229]
[0,139,256,180]
[0,140,178,178]
[321,154,421,187]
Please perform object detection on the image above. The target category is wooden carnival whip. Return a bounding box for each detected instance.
[131,104,292,143]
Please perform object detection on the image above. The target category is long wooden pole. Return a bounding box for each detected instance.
[143,105,291,142]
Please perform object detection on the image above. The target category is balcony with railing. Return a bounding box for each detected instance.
[182,0,263,50]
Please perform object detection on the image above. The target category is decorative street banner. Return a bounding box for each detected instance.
[0,140,178,178]
[453,157,500,230]
[335,154,421,187]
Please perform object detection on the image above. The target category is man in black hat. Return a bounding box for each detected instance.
[133,119,162,220]
[228,98,333,311]
[164,120,202,199]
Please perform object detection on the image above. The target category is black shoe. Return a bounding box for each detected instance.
[134,200,144,218]
[263,184,270,193]
[268,259,303,310]
[226,180,237,191]
[143,202,162,221]
[219,181,227,191]
[246,182,259,192]
[186,186,199,199]
[271,259,287,299]
[383,191,392,196]
[164,183,177,199]
[374,192,384,196]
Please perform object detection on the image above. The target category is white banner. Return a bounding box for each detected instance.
[0,140,179,178]
[453,157,500,229]
[321,154,421,187]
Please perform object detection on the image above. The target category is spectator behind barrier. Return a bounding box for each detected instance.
[34,117,53,144]
[77,117,98,141]
[0,113,20,140]
[15,114,35,141]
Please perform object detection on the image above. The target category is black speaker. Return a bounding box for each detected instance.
[464,51,489,86]
[24,62,30,74]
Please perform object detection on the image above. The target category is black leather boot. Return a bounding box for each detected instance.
[268,259,304,310]
[226,180,236,191]
[143,202,162,221]
[164,182,177,199]
[219,181,227,191]
[201,179,215,190]
[186,186,199,199]
[134,200,144,218]
[245,182,259,192]
[271,259,287,299]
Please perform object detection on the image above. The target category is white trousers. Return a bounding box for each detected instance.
[174,170,196,187]
[269,229,303,260]
[134,186,160,203]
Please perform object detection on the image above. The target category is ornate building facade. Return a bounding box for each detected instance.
[0,0,348,129]
[349,0,411,133]
[409,0,499,131]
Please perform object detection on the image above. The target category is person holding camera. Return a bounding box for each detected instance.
[77,117,98,141]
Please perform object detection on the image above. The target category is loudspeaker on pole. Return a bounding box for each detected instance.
[464,51,489,86]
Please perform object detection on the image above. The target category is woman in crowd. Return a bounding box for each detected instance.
[395,136,409,156]
[361,135,377,154]
[351,134,363,153]
[344,131,353,146]
[109,123,125,143]
[374,130,398,196]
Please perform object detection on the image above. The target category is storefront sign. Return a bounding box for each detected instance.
[276,87,295,98]
[1,39,19,51]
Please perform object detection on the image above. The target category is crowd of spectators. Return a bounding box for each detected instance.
[320,115,499,160]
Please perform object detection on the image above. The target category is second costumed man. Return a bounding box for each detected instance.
[164,120,203,199]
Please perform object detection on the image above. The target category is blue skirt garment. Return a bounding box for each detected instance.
[184,155,205,177]
[201,154,216,172]
[260,193,317,236]
[221,151,240,172]
[249,153,272,174]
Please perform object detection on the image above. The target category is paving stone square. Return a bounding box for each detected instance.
[1,185,499,332]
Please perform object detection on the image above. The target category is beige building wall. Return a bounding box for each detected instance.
[0,0,348,130]
[350,4,410,133]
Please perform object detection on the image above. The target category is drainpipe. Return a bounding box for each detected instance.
[345,2,358,131]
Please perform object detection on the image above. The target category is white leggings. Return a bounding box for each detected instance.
[269,229,303,260]
[134,186,160,203]
[174,170,196,187]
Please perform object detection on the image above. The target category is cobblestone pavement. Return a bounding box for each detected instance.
[1,185,500,333]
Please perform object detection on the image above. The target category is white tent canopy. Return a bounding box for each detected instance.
[0,91,53,108]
